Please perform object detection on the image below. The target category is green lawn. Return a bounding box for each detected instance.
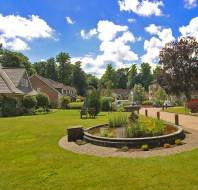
[164,106,191,115]
[0,110,198,190]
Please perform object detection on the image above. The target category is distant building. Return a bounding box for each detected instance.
[101,88,131,100]
[30,74,77,107]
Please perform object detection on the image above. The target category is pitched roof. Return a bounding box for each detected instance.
[3,68,26,86]
[33,74,77,92]
[0,68,25,94]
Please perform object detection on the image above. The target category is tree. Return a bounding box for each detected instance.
[85,87,101,115]
[158,37,198,101]
[100,64,117,88]
[133,84,145,103]
[56,52,72,85]
[116,68,128,89]
[46,58,58,81]
[87,74,99,89]
[33,61,47,77]
[139,62,153,91]
[72,61,88,96]
[154,88,168,102]
[153,65,162,80]
[127,64,137,89]
[0,49,35,76]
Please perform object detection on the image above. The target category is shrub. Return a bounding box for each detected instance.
[61,96,71,109]
[133,84,145,103]
[126,116,165,138]
[85,88,101,115]
[142,100,153,106]
[164,143,172,148]
[141,144,149,151]
[120,146,129,152]
[23,95,37,110]
[175,139,183,145]
[187,98,198,113]
[36,93,49,110]
[101,97,113,111]
[1,96,17,117]
[109,113,128,128]
[68,102,84,109]
[152,99,163,107]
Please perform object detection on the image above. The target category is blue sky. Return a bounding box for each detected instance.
[0,0,197,76]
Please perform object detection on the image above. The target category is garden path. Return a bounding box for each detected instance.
[139,108,198,131]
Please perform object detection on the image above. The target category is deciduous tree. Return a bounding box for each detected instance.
[158,37,198,101]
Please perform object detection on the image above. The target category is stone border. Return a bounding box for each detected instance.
[83,123,184,148]
[59,128,198,158]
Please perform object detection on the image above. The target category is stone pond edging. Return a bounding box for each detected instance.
[59,128,198,158]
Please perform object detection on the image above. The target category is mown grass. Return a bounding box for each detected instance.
[165,106,191,115]
[0,110,198,190]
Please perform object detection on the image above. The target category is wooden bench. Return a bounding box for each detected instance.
[88,108,96,118]
[80,109,88,119]
[80,108,96,119]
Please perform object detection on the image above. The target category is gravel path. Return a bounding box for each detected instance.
[59,128,198,158]
[139,108,198,130]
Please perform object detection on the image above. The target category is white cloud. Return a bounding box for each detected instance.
[80,28,97,39]
[118,0,163,16]
[0,14,54,51]
[184,0,197,9]
[179,16,198,40]
[145,24,161,35]
[97,20,128,42]
[142,24,175,64]
[78,20,138,77]
[66,16,74,24]
[127,18,136,23]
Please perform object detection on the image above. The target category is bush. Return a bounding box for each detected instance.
[101,97,113,111]
[85,88,101,115]
[141,144,149,151]
[175,139,183,145]
[61,96,71,109]
[1,96,17,117]
[68,102,84,109]
[152,99,163,107]
[36,93,49,110]
[23,95,37,110]
[187,98,198,113]
[109,113,128,128]
[126,116,165,138]
[164,143,172,148]
[142,100,153,105]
